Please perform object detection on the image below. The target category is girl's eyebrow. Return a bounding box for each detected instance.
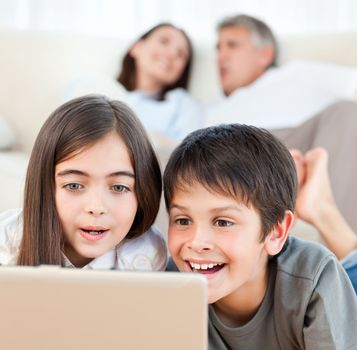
[56,169,135,178]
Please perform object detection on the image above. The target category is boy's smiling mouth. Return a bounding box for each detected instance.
[186,260,226,275]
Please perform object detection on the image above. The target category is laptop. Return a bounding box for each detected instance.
[0,266,207,350]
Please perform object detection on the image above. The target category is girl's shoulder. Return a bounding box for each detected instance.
[0,208,23,265]
[116,226,168,271]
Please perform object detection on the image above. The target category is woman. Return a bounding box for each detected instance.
[117,23,204,145]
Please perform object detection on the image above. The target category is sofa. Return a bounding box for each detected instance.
[1,28,357,239]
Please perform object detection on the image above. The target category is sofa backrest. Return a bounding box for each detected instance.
[1,29,357,153]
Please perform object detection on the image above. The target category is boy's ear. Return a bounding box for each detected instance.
[264,210,294,256]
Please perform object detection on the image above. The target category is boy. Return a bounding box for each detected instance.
[163,124,357,349]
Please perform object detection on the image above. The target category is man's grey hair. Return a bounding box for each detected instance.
[218,14,278,67]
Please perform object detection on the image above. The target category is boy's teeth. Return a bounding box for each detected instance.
[190,262,222,270]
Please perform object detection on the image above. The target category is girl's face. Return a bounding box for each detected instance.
[55,131,138,267]
[130,25,190,91]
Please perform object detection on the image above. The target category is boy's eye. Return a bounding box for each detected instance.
[214,219,233,227]
[175,218,191,226]
[111,184,129,193]
[64,183,83,191]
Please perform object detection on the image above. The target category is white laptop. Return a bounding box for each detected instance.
[0,266,207,350]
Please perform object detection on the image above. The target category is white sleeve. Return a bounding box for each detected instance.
[0,208,23,265]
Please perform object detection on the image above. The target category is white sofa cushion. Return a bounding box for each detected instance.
[0,115,16,150]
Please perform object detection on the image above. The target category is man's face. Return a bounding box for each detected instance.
[217,26,271,96]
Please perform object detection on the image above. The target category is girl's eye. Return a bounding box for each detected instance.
[215,219,234,227]
[175,218,191,226]
[111,184,129,193]
[64,183,83,191]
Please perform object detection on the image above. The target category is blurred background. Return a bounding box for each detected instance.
[1,0,357,238]
[1,0,357,40]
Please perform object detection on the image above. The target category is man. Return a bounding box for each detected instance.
[206,14,357,129]
[216,14,277,96]
[206,14,357,236]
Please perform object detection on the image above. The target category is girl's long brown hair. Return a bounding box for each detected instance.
[17,95,162,266]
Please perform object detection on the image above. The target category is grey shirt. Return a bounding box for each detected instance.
[208,236,357,350]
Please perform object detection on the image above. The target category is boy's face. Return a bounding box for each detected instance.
[168,182,271,305]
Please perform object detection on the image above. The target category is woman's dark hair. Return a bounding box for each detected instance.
[117,23,193,101]
[17,94,162,266]
[164,124,297,240]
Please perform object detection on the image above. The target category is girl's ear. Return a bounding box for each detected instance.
[264,210,294,256]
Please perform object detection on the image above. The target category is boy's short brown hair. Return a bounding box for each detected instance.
[164,124,297,240]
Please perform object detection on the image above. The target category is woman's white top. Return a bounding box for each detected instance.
[65,76,204,143]
[0,208,168,270]
[125,88,204,142]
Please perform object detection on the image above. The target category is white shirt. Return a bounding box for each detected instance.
[205,60,357,129]
[125,88,204,142]
[0,208,168,271]
[64,76,204,142]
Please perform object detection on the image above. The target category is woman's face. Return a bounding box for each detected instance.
[131,25,190,91]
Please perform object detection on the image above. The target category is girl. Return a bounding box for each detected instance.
[0,95,167,270]
[116,22,204,144]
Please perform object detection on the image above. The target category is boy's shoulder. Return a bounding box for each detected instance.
[268,236,357,350]
[273,235,335,283]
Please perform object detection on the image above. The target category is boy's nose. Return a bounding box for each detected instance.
[187,225,214,252]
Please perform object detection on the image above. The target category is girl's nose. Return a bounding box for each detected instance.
[85,192,107,216]
[88,208,106,216]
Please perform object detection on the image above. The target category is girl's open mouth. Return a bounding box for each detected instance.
[79,228,108,241]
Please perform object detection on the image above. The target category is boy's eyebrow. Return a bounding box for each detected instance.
[210,205,243,213]
[170,204,242,212]
[170,204,187,211]
[56,169,135,178]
